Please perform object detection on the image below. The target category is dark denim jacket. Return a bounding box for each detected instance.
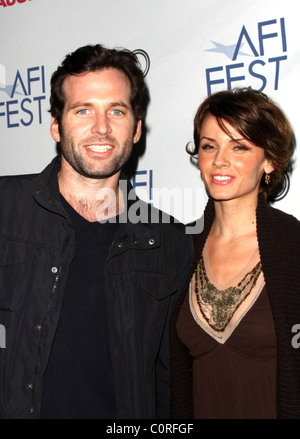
[0,156,193,419]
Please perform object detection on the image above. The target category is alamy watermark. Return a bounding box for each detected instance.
[95,181,206,234]
[0,324,6,348]
[291,324,300,349]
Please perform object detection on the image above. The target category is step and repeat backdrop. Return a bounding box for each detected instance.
[1,0,299,223]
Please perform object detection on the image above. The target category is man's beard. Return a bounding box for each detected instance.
[59,134,133,179]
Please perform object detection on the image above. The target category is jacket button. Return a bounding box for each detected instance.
[149,238,155,245]
[117,242,123,248]
[51,267,58,273]
[36,325,42,331]
[27,383,33,390]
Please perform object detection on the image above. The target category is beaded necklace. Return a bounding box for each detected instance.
[195,254,262,332]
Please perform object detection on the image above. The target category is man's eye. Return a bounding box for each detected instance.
[110,109,123,116]
[77,109,90,115]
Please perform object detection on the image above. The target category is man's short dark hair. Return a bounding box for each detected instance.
[50,44,146,127]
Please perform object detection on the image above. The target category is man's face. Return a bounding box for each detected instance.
[50,68,141,180]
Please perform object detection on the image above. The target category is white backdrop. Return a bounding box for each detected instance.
[1,0,299,223]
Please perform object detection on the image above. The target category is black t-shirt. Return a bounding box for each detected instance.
[40,196,118,419]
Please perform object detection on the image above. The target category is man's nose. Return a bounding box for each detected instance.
[91,113,112,135]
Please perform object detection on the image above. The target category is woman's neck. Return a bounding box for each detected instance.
[211,195,258,242]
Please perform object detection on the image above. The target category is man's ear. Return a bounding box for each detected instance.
[133,119,142,144]
[50,117,61,143]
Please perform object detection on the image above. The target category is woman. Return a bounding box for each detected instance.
[170,88,300,419]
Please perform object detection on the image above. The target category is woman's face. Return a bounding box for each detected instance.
[198,114,274,203]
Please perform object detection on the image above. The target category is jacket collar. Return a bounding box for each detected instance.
[33,155,65,216]
[32,154,155,226]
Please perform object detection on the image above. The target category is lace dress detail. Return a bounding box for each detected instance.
[194,253,262,334]
[176,284,277,418]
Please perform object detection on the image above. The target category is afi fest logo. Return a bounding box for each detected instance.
[0,65,46,128]
[205,17,287,95]
[0,0,31,6]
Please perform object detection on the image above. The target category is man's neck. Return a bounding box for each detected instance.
[58,161,123,222]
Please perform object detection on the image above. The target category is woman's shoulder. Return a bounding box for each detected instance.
[258,201,300,256]
[267,203,300,229]
[258,194,300,229]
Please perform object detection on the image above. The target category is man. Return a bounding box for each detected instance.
[0,44,193,419]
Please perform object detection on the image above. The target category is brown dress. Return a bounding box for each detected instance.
[176,285,277,419]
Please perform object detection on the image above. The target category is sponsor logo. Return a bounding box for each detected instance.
[205,17,288,94]
[0,0,31,7]
[133,49,150,77]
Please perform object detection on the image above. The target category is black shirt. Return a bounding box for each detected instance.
[40,196,118,419]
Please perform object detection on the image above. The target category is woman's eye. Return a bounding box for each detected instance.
[234,145,249,151]
[201,144,215,150]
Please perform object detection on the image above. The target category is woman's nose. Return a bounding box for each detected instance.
[213,149,230,168]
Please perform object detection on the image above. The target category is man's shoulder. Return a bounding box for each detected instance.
[125,199,193,244]
[0,156,59,196]
[137,199,184,228]
[0,172,39,193]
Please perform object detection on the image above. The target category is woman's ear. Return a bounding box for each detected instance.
[264,160,275,175]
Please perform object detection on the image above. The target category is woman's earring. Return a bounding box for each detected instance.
[265,173,270,185]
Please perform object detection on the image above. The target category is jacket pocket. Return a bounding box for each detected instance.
[140,272,176,300]
[138,272,176,342]
[0,238,36,312]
